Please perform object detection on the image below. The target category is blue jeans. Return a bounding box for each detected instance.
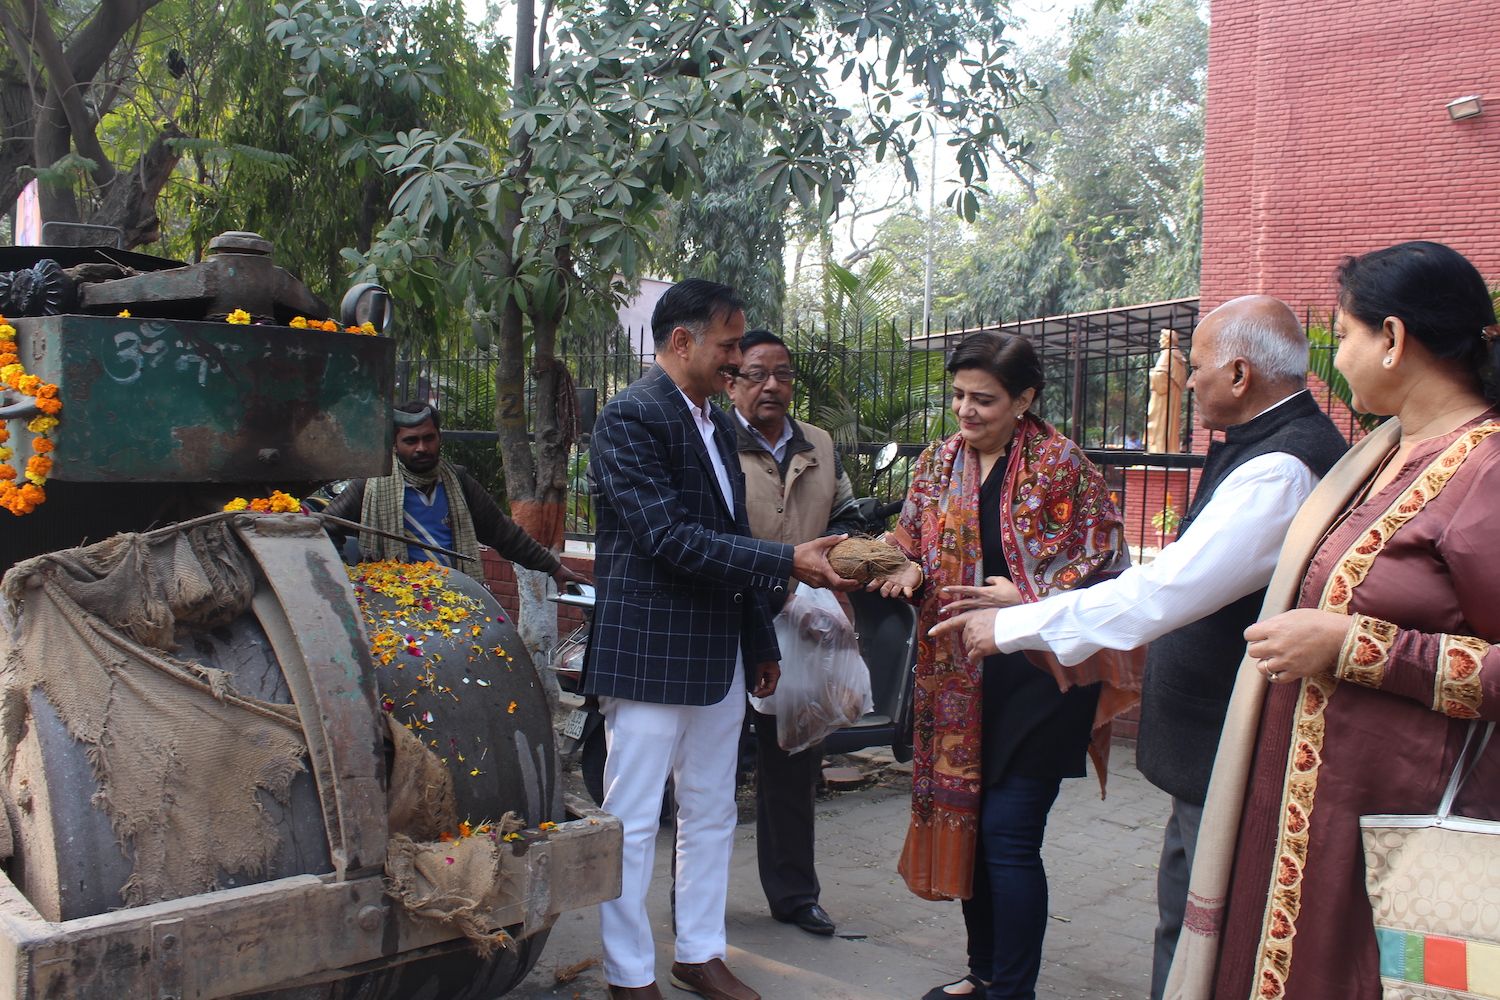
[961,774,1063,1000]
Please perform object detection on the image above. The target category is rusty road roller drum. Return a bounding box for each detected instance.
[0,512,620,999]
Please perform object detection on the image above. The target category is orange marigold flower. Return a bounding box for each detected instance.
[32,438,53,454]
[266,489,302,513]
[33,398,62,415]
[0,466,16,481]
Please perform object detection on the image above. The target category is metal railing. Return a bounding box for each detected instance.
[395,305,1370,548]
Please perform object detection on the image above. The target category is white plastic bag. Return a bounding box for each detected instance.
[749,585,873,754]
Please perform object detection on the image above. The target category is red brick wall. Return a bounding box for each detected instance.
[479,548,594,633]
[1201,0,1500,312]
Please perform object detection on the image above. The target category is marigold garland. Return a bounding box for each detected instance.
[289,315,378,336]
[223,310,377,335]
[0,316,62,516]
[223,489,303,513]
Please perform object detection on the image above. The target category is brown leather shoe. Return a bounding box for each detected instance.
[669,958,760,1000]
[608,983,664,1000]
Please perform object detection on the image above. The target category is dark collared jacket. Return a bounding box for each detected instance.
[582,366,793,705]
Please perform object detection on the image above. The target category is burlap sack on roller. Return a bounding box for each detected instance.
[385,714,459,842]
[384,811,526,955]
[0,522,307,910]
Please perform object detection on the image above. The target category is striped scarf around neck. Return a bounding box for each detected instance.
[358,457,481,569]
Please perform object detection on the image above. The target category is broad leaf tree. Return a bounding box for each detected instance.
[272,0,1035,666]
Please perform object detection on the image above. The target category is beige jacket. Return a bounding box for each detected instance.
[734,414,854,550]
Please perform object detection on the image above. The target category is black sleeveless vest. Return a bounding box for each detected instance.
[1135,390,1348,804]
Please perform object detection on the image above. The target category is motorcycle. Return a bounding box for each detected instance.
[548,442,919,806]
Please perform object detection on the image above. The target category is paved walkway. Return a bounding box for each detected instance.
[512,743,1169,999]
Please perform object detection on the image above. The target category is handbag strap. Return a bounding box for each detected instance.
[1438,720,1497,820]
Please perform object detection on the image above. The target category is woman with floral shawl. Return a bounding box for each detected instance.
[872,332,1144,1000]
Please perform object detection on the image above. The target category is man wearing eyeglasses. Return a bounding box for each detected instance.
[727,329,859,939]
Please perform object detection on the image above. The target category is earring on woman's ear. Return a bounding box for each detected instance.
[1383,356,1394,367]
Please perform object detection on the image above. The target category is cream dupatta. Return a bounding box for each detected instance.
[1163,418,1401,1000]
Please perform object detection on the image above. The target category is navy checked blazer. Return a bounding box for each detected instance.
[581,365,794,706]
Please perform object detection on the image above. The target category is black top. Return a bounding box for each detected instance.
[978,459,1100,785]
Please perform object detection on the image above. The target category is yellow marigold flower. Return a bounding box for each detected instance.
[358,321,377,335]
[0,448,9,462]
[226,308,252,325]
[26,416,58,434]
[0,322,13,336]
[116,309,131,318]
[15,374,40,395]
[1,363,24,384]
[223,498,249,512]
[501,832,522,842]
[289,316,309,329]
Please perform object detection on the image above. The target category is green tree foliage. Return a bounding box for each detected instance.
[272,0,1038,527]
[157,0,505,311]
[866,0,1206,321]
[660,122,787,331]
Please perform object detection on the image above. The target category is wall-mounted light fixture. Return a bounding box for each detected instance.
[1447,95,1484,121]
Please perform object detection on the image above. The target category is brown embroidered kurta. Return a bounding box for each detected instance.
[1212,413,1500,1000]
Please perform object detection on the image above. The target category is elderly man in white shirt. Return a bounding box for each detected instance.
[931,295,1348,1000]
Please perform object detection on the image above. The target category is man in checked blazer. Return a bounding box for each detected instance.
[583,279,853,1000]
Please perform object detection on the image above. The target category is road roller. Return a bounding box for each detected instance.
[0,236,620,999]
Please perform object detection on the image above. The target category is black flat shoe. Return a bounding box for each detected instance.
[774,902,836,936]
[920,973,987,1000]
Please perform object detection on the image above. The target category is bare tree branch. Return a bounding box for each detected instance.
[18,0,116,188]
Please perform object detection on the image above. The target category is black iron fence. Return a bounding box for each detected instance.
[395,302,1368,553]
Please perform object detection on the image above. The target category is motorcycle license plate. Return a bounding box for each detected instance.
[562,708,588,741]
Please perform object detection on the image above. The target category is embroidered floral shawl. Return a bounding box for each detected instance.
[890,414,1145,901]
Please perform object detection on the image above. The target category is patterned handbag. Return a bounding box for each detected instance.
[1362,722,1500,999]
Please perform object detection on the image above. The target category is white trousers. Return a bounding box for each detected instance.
[598,662,745,988]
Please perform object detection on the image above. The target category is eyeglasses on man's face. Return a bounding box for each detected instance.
[736,366,797,384]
